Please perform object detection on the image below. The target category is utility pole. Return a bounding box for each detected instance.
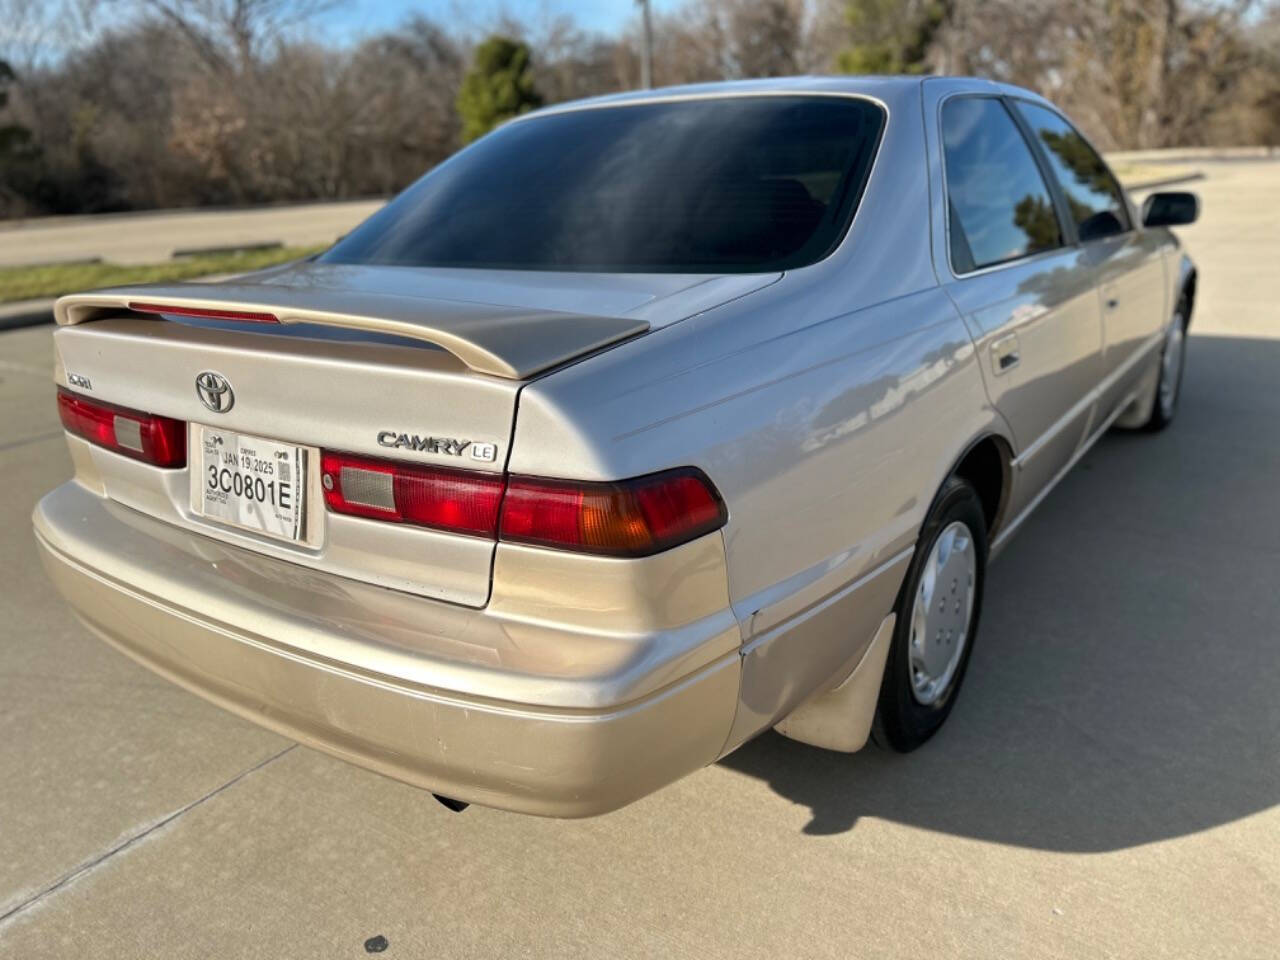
[637,0,653,89]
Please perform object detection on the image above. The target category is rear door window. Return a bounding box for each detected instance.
[941,97,1064,273]
[1015,102,1131,242]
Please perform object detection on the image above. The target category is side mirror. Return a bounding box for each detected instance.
[1142,191,1199,228]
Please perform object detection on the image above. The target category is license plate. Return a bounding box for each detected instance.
[194,426,307,542]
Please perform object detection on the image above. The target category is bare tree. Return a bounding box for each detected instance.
[616,0,807,87]
[4,0,1278,219]
[929,0,1270,149]
[137,0,341,72]
[344,18,465,190]
[0,0,100,70]
[716,0,807,77]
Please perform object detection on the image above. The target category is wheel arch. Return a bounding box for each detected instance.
[939,430,1016,543]
[1176,254,1198,325]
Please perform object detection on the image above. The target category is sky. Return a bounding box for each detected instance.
[316,0,683,41]
[0,0,685,67]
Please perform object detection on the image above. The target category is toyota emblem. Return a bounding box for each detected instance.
[195,371,235,413]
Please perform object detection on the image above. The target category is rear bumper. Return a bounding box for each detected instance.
[34,482,741,817]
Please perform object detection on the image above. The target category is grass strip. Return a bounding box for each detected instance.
[0,245,327,304]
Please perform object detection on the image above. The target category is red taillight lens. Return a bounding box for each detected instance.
[499,468,727,557]
[57,388,186,467]
[320,452,505,538]
[320,451,726,556]
[127,302,280,324]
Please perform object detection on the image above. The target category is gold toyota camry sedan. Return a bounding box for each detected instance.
[34,76,1199,816]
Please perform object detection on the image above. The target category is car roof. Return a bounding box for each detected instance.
[520,74,1052,122]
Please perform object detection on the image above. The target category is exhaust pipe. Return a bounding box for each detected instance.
[433,793,469,813]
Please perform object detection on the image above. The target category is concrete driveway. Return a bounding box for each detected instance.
[1,160,1277,959]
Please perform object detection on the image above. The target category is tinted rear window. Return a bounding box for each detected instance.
[322,97,884,273]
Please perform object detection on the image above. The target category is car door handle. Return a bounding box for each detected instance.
[991,333,1020,374]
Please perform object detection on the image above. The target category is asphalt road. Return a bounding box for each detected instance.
[1,160,1277,958]
[0,199,384,268]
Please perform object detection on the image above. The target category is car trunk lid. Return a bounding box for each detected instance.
[50,263,778,606]
[52,316,521,606]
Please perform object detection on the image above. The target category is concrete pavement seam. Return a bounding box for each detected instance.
[0,743,296,930]
[0,431,63,454]
[0,358,51,377]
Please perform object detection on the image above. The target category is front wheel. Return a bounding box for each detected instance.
[1141,297,1190,432]
[874,476,988,752]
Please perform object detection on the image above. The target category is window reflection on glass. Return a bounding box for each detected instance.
[1016,102,1130,242]
[942,97,1063,273]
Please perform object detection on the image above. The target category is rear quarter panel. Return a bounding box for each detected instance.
[509,83,1013,746]
[512,280,999,746]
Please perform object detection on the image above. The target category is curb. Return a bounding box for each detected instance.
[0,298,55,332]
[1107,146,1277,164]
[1123,171,1207,192]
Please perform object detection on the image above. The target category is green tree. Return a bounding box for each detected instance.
[1036,128,1128,231]
[836,0,952,75]
[1013,194,1061,252]
[456,35,543,144]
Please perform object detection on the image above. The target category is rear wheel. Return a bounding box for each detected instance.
[874,476,987,752]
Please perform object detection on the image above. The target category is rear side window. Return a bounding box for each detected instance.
[322,96,885,274]
[942,97,1063,273]
[1015,102,1131,242]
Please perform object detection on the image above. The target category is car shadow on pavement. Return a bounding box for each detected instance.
[719,334,1280,850]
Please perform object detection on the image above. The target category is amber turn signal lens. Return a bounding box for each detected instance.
[499,468,726,557]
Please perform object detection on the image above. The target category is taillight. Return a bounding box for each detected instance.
[499,468,727,557]
[320,452,505,538]
[320,452,727,557]
[57,387,186,467]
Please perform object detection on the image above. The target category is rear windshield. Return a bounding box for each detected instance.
[321,96,885,274]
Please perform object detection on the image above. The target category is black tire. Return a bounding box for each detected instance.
[1141,296,1190,432]
[874,476,988,753]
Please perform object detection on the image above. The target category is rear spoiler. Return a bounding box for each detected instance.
[54,282,649,380]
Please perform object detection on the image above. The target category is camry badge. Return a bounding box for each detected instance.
[377,431,480,458]
[195,371,235,413]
